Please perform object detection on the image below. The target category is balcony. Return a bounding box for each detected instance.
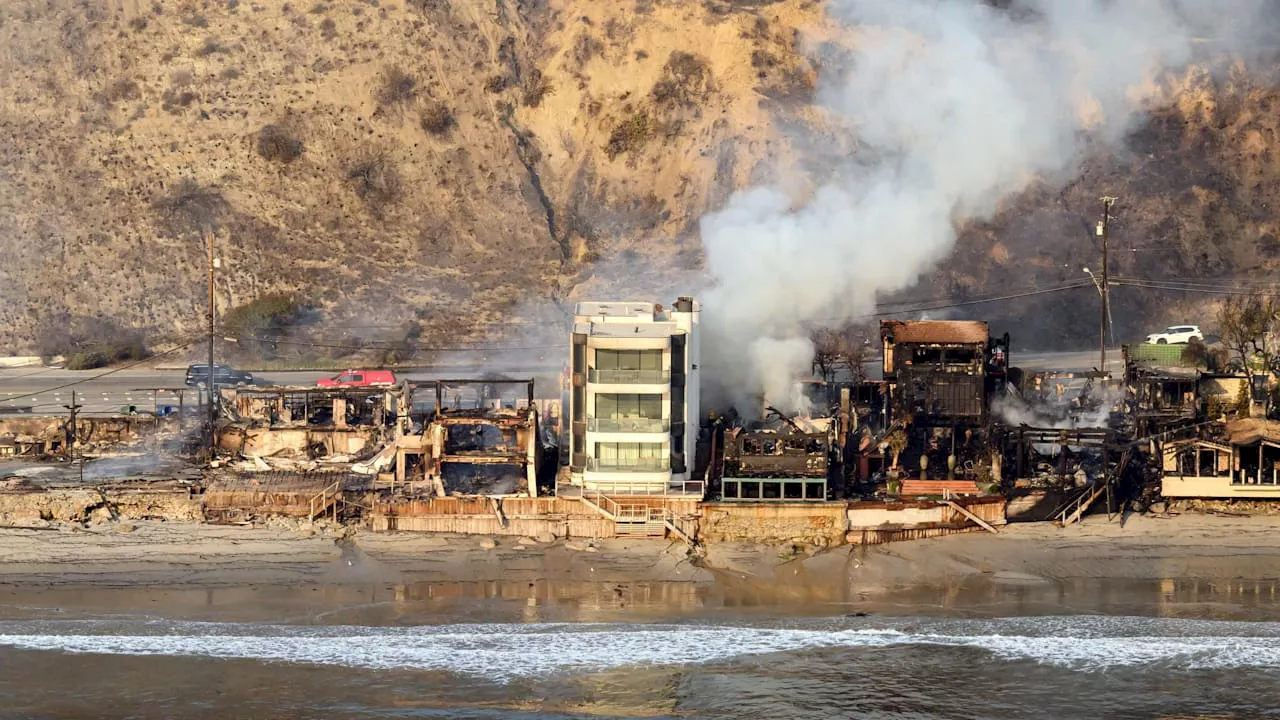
[585,457,671,472]
[588,368,671,385]
[587,417,670,433]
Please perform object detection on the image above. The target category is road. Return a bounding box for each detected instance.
[0,361,564,416]
[0,349,1119,417]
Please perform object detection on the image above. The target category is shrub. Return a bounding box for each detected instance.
[256,123,304,163]
[194,37,227,57]
[103,78,140,103]
[66,351,110,371]
[41,316,150,369]
[605,113,650,159]
[319,17,337,39]
[651,50,711,108]
[522,71,553,108]
[419,102,454,135]
[152,178,231,235]
[221,294,305,359]
[347,148,401,212]
[483,75,507,93]
[376,65,417,107]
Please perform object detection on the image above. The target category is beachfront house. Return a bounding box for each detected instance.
[1161,419,1280,499]
[563,298,702,497]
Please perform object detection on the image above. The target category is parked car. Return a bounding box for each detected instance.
[1145,325,1204,345]
[184,363,255,388]
[315,369,397,388]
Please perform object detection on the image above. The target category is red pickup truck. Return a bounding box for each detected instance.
[316,369,397,388]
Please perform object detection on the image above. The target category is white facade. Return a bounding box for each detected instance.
[567,298,701,495]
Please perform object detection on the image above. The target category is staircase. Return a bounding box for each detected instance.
[615,507,669,537]
[578,489,697,545]
[1054,448,1132,527]
[308,479,343,521]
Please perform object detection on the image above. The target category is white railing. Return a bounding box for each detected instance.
[587,417,670,433]
[585,457,671,472]
[588,369,671,385]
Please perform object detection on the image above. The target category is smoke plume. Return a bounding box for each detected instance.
[699,0,1271,413]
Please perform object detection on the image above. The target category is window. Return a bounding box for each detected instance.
[595,349,663,371]
[596,442,665,462]
[351,375,363,383]
[595,393,663,419]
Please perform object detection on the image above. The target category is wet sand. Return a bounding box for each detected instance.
[2,513,1279,623]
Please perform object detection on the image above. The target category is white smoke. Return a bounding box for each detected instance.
[699,0,1271,413]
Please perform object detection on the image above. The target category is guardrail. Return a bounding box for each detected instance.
[588,369,671,385]
[585,457,671,472]
[308,479,343,520]
[586,417,670,433]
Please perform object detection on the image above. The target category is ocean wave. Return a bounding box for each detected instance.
[1,617,1278,679]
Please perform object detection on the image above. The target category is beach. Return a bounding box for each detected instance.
[3,514,1280,718]
[2,513,1278,617]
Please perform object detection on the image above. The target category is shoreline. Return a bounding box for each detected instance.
[2,513,1279,624]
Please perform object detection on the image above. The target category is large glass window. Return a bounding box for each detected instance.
[594,393,663,419]
[595,349,663,371]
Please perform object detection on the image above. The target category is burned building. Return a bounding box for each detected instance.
[877,320,1006,488]
[421,379,545,497]
[881,320,999,424]
[719,424,834,501]
[217,385,400,459]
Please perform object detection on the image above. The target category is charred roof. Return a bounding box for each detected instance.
[881,320,989,346]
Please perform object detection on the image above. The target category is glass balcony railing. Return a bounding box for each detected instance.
[586,417,670,433]
[585,457,671,472]
[587,369,671,384]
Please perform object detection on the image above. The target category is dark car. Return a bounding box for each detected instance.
[184,363,254,388]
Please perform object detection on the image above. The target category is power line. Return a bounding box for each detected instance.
[860,280,1096,319]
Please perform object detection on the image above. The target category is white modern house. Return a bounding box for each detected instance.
[565,297,701,496]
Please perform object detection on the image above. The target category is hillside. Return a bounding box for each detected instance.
[1,0,1278,358]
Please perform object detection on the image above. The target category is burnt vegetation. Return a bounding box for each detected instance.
[36,315,150,370]
[651,51,711,109]
[256,123,304,163]
[152,179,232,236]
[346,147,402,213]
[376,65,418,109]
[605,112,651,160]
[221,294,310,361]
[419,101,455,135]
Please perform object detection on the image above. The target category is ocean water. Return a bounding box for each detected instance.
[2,611,1279,718]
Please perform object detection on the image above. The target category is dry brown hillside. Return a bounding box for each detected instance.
[0,0,830,356]
[1,0,1278,357]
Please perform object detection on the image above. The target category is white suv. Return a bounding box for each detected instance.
[1145,325,1203,344]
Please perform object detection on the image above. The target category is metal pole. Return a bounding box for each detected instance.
[207,229,217,457]
[1098,197,1116,379]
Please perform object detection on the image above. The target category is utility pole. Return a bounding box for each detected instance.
[1096,197,1116,379]
[64,390,82,484]
[206,229,217,457]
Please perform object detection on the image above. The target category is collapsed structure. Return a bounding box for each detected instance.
[21,297,1280,544]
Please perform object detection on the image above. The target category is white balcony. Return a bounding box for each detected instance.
[586,417,670,433]
[587,368,671,385]
[585,457,671,472]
